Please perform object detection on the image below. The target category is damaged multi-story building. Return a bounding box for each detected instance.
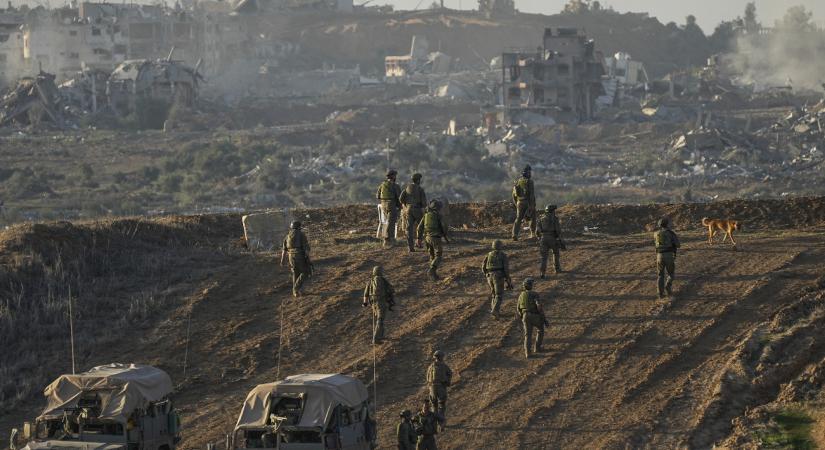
[499,28,605,123]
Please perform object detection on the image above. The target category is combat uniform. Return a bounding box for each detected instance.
[517,281,546,358]
[512,167,536,240]
[377,173,402,247]
[417,203,448,280]
[363,267,395,343]
[426,354,452,426]
[282,226,311,297]
[536,208,564,276]
[414,407,439,450]
[654,220,680,298]
[482,242,511,316]
[399,175,427,252]
[397,412,417,450]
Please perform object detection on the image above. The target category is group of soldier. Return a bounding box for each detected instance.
[279,164,684,450]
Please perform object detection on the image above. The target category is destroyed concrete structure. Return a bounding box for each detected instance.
[107,57,202,116]
[0,71,64,128]
[500,28,605,124]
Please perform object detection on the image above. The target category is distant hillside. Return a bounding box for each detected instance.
[264,9,714,75]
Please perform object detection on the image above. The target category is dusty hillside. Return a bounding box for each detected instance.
[3,198,825,449]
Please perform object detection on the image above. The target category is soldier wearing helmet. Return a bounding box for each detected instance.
[536,204,565,278]
[399,173,427,253]
[280,220,312,297]
[376,169,402,248]
[362,265,395,344]
[517,277,548,358]
[396,409,416,450]
[426,350,452,430]
[413,399,440,450]
[482,239,513,318]
[417,199,449,280]
[654,217,680,298]
[511,164,537,241]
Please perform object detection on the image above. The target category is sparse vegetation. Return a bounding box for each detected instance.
[756,408,816,449]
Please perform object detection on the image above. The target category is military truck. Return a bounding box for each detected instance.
[232,374,376,450]
[12,363,180,450]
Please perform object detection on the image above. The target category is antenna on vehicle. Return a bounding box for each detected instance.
[68,286,76,374]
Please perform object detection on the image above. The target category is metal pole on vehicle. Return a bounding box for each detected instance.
[68,286,76,374]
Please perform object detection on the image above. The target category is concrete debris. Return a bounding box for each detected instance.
[108,58,202,116]
[0,72,64,129]
[242,210,291,251]
[58,68,109,115]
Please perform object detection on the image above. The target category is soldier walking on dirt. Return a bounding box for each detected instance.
[482,240,513,318]
[512,165,536,241]
[280,221,312,297]
[397,409,417,450]
[399,173,427,253]
[362,265,395,344]
[536,205,565,278]
[413,399,441,450]
[377,169,402,248]
[426,350,452,430]
[654,218,680,298]
[517,278,548,359]
[417,200,449,280]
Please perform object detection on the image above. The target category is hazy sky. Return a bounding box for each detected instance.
[390,0,825,32]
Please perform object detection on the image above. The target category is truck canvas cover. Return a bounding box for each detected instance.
[38,363,172,423]
[235,374,368,429]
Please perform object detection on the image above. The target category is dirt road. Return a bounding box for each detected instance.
[3,205,825,449]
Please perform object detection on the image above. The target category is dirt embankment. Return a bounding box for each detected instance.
[299,196,825,234]
[3,196,825,449]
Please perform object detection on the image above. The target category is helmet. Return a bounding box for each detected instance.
[290,221,301,230]
[400,410,411,418]
[545,204,557,213]
[412,173,422,182]
[658,218,669,228]
[386,169,398,178]
[523,278,534,289]
[492,239,502,250]
[429,200,441,210]
[372,265,383,276]
[522,164,532,178]
[433,350,444,359]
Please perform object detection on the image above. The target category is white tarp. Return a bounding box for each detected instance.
[39,364,172,423]
[235,374,368,430]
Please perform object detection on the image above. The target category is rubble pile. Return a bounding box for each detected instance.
[758,101,825,163]
[0,72,65,129]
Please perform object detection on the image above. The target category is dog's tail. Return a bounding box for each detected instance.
[701,217,710,226]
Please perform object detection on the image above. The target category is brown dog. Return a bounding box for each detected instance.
[702,218,741,246]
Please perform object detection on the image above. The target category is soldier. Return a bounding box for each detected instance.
[481,240,513,317]
[426,350,452,430]
[654,217,681,298]
[417,200,449,280]
[362,266,395,344]
[517,278,548,359]
[536,204,565,278]
[511,165,536,241]
[413,399,440,450]
[397,410,417,450]
[399,173,427,253]
[377,169,402,248]
[280,221,312,297]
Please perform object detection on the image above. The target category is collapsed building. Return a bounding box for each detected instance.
[499,28,605,123]
[0,71,64,127]
[107,57,202,116]
[385,36,451,81]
